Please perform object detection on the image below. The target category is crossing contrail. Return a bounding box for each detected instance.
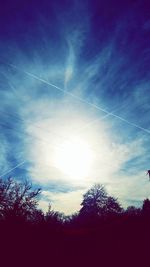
[6,62,119,114]
[74,104,127,135]
[3,61,150,135]
[0,60,149,179]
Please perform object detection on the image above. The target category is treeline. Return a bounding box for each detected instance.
[0,177,150,267]
[0,177,149,225]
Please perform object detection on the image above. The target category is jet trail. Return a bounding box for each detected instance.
[75,104,126,135]
[4,61,150,135]
[0,161,26,178]
[6,63,117,114]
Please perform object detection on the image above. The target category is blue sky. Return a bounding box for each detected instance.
[0,0,150,214]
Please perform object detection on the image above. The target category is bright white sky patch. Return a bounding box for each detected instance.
[25,101,111,186]
[25,101,145,187]
[53,137,94,181]
[39,189,84,215]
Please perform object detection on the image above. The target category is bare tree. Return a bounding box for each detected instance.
[0,177,41,221]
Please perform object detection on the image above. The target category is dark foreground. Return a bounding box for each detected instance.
[0,216,150,267]
[0,179,149,267]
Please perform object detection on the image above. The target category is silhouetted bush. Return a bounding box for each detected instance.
[45,204,65,231]
[126,206,141,217]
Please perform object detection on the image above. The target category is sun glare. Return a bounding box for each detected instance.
[53,138,94,180]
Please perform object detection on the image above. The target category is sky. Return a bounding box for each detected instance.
[0,0,150,214]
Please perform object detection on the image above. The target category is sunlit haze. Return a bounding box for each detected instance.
[54,137,94,181]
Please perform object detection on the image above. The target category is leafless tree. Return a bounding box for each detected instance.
[0,177,41,221]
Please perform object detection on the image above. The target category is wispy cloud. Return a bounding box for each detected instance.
[0,0,149,214]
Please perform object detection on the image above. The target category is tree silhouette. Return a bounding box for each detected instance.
[0,177,41,222]
[142,198,150,217]
[105,196,123,214]
[80,184,107,216]
[80,184,122,220]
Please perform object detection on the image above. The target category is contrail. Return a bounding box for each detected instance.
[3,61,150,135]
[0,161,26,178]
[109,114,150,134]
[75,104,126,135]
[6,62,116,114]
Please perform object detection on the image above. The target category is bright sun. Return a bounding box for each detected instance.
[53,137,94,180]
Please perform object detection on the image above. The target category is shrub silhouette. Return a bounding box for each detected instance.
[45,204,65,230]
[126,206,141,216]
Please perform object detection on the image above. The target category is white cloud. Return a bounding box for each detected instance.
[38,199,49,213]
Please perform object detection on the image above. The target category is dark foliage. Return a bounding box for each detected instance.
[0,178,150,267]
[79,184,123,226]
